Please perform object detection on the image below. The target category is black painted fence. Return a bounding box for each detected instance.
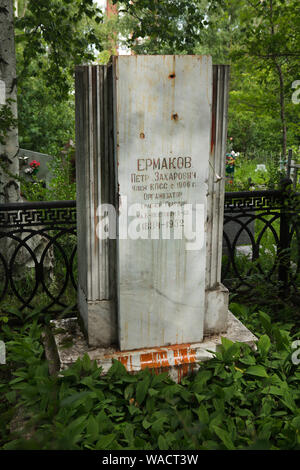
[0,189,299,314]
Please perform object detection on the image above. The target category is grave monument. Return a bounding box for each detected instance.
[51,56,256,380]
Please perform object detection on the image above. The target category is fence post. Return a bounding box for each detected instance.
[278,177,292,295]
[287,148,292,179]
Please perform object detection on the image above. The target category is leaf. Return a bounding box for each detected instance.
[87,415,98,439]
[151,372,169,387]
[245,365,268,378]
[151,416,167,434]
[236,408,253,417]
[96,434,116,449]
[239,354,256,365]
[66,415,88,442]
[258,334,271,357]
[6,308,24,320]
[136,375,151,405]
[258,311,272,334]
[142,418,152,430]
[221,336,234,351]
[229,302,249,319]
[195,393,206,404]
[246,439,271,450]
[158,434,169,450]
[123,423,134,446]
[280,390,297,413]
[292,416,300,430]
[197,404,209,424]
[108,359,128,379]
[193,370,212,389]
[223,343,241,362]
[261,386,285,396]
[273,328,291,351]
[82,353,92,372]
[60,391,91,407]
[124,383,134,400]
[212,425,235,450]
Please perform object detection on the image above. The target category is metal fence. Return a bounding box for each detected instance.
[222,188,300,294]
[0,189,299,314]
[0,200,77,314]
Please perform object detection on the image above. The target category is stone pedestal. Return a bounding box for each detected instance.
[48,312,257,382]
[71,56,246,378]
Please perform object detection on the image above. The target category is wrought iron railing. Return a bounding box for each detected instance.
[223,189,300,294]
[0,190,299,314]
[0,200,77,314]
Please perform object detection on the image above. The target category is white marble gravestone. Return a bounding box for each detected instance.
[75,56,230,352]
[117,56,211,350]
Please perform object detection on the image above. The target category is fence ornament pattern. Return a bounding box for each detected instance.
[0,191,299,313]
[0,200,77,313]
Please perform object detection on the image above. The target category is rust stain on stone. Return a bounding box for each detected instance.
[139,132,145,139]
[118,355,128,368]
[171,113,178,122]
[106,342,199,380]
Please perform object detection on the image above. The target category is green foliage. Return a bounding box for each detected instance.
[118,0,300,159]
[15,0,103,99]
[115,0,210,54]
[20,144,76,201]
[0,99,18,145]
[45,150,76,201]
[225,153,285,191]
[13,0,106,172]
[17,68,75,156]
[0,305,299,450]
[10,0,299,190]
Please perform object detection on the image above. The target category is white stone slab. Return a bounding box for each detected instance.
[115,56,212,350]
[49,312,257,383]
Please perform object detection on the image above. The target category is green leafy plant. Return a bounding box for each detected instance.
[0,99,18,145]
[0,305,299,450]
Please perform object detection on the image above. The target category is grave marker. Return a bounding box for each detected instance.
[75,56,230,352]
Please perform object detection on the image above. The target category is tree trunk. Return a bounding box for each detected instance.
[274,59,287,160]
[0,0,20,203]
[269,0,287,160]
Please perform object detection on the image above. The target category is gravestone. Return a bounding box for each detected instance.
[75,56,235,356]
[223,214,255,254]
[19,148,54,186]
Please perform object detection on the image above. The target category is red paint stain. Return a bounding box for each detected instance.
[110,343,198,381]
[140,351,170,370]
[118,355,128,368]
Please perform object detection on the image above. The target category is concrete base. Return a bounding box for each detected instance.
[78,286,117,347]
[204,283,229,335]
[46,312,257,383]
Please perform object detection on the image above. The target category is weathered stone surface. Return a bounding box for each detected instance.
[116,55,212,350]
[49,312,257,382]
[78,286,117,347]
[204,283,229,334]
[75,57,231,351]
